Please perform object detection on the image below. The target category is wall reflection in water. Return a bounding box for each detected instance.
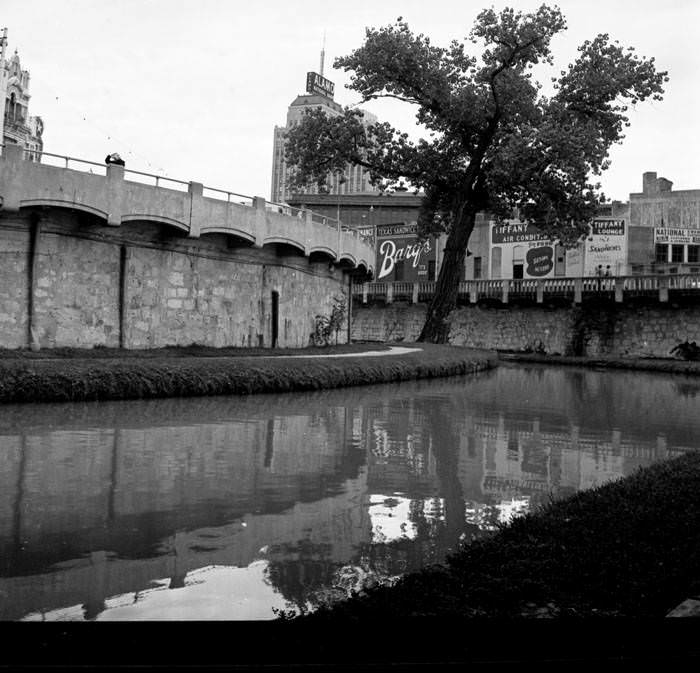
[0,365,698,620]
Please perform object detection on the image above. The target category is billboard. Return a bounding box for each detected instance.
[654,227,700,244]
[359,223,437,281]
[492,222,547,245]
[490,219,625,279]
[490,222,556,279]
[583,219,627,276]
[306,72,335,99]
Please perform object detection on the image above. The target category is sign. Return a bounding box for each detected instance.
[583,218,627,276]
[492,222,544,244]
[526,246,554,277]
[376,223,418,237]
[377,237,433,279]
[306,71,335,98]
[356,225,375,245]
[490,222,554,279]
[591,219,625,236]
[654,227,700,244]
[369,222,437,281]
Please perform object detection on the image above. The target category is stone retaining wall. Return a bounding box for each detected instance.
[352,302,700,358]
[0,210,350,349]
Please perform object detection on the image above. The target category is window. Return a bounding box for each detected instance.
[671,245,684,263]
[394,260,405,281]
[688,246,700,264]
[428,260,436,280]
[491,247,502,278]
[473,256,482,279]
[655,244,668,263]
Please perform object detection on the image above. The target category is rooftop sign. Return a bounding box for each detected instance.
[306,71,335,99]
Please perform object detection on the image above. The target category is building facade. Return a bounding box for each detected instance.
[286,191,446,282]
[628,171,700,274]
[464,172,700,280]
[270,68,378,204]
[0,30,44,159]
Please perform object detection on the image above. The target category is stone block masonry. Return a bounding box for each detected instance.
[0,219,29,348]
[0,210,350,350]
[353,302,700,358]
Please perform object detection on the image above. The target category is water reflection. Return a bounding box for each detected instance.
[1,365,698,620]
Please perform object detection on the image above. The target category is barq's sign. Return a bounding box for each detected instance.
[377,238,433,279]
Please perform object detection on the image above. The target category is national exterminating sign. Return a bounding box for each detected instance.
[654,227,700,244]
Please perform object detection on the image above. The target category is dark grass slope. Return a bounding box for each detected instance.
[297,451,700,620]
[0,344,495,404]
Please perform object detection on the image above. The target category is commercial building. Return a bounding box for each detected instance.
[628,171,700,274]
[287,190,446,283]
[464,171,700,280]
[270,67,378,204]
[0,29,44,159]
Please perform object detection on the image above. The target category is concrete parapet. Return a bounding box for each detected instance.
[0,148,374,277]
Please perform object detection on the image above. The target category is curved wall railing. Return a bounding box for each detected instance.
[355,274,700,305]
[0,145,375,276]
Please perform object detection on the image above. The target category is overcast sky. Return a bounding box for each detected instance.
[3,0,698,202]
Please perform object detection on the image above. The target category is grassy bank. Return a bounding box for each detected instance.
[499,351,700,375]
[295,450,700,620]
[0,343,496,404]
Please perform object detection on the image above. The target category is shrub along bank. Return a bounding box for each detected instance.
[0,343,496,404]
[296,450,700,620]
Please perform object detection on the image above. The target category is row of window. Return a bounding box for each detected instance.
[655,244,700,264]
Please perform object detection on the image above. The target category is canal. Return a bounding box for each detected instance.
[1,364,699,621]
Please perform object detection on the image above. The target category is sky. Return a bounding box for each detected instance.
[3,0,698,202]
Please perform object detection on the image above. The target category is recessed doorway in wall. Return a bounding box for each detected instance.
[271,291,279,348]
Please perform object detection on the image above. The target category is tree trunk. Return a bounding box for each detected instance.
[418,211,476,343]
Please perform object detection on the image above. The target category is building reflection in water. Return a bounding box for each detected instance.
[0,365,698,620]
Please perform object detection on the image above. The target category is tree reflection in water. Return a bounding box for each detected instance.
[2,366,699,620]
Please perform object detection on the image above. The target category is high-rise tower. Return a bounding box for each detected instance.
[270,47,379,204]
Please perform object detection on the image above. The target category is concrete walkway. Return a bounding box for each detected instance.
[272,346,423,359]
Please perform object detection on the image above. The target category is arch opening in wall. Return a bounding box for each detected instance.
[117,219,190,244]
[335,253,357,269]
[309,248,337,264]
[201,228,256,248]
[264,240,306,258]
[19,200,109,223]
[121,214,189,235]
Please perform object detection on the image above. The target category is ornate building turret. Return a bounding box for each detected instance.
[1,29,44,160]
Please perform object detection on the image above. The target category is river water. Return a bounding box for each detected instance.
[1,364,698,621]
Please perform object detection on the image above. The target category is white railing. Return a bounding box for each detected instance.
[355,274,700,304]
[203,186,254,207]
[15,148,349,229]
[124,167,189,192]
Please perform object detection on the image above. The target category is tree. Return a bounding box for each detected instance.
[284,5,667,343]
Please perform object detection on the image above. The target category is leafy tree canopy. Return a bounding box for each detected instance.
[285,4,667,246]
[285,4,667,342]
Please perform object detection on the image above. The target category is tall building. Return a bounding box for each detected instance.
[270,64,379,203]
[0,29,44,159]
